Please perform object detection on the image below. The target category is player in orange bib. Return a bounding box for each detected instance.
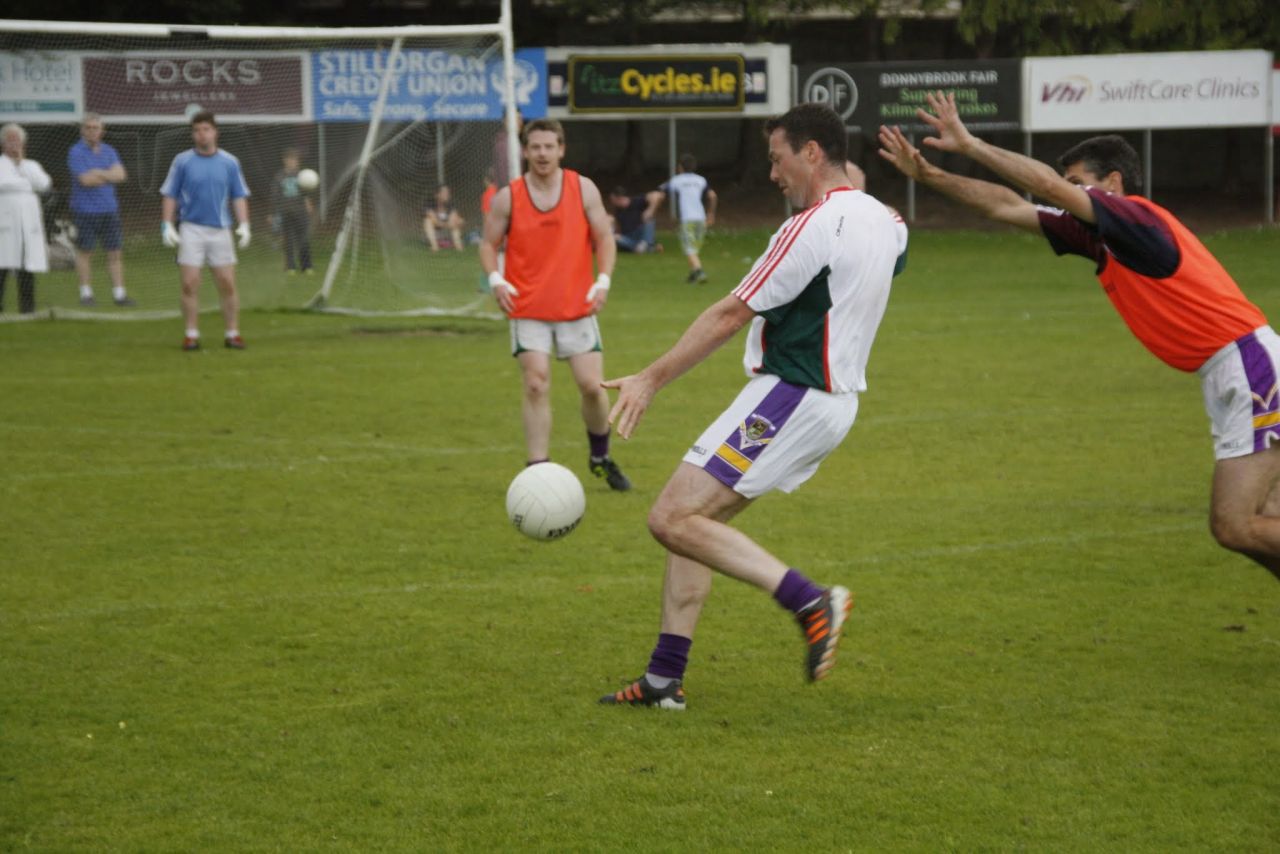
[479,118,630,491]
[879,91,1280,582]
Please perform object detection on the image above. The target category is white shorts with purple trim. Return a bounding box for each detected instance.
[1199,324,1280,460]
[682,374,858,499]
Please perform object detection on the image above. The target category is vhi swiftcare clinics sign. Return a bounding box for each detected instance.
[568,55,745,113]
[1026,50,1271,130]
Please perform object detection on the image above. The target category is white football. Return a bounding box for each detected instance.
[506,462,585,541]
[296,168,320,191]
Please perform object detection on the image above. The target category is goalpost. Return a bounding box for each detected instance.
[0,10,521,320]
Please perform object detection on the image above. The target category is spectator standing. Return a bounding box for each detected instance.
[67,113,133,307]
[0,123,51,314]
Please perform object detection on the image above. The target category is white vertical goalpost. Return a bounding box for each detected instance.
[0,7,520,319]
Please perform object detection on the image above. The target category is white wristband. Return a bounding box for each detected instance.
[595,273,611,289]
[488,271,506,287]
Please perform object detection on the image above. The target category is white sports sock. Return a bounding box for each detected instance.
[644,673,674,689]
[185,328,200,339]
[225,329,240,339]
[79,284,93,298]
[112,286,126,300]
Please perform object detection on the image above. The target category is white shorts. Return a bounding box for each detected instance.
[1199,325,1280,460]
[683,374,858,499]
[177,222,236,268]
[510,316,601,359]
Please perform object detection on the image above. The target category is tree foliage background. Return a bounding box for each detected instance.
[2,0,1277,58]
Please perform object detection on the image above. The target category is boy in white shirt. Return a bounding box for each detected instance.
[659,154,717,284]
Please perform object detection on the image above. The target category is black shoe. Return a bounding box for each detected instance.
[685,270,698,284]
[691,268,708,284]
[113,296,136,307]
[79,294,97,307]
[599,675,686,710]
[796,586,852,682]
[182,336,201,351]
[589,455,631,491]
[224,335,247,350]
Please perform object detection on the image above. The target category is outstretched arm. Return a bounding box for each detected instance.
[603,294,755,439]
[877,124,1042,233]
[915,90,1096,223]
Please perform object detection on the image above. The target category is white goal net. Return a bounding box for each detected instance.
[0,15,521,320]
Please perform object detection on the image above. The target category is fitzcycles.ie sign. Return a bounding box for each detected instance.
[568,55,745,113]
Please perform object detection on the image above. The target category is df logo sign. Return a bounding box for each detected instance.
[802,67,858,121]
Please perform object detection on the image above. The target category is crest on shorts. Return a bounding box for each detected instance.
[738,414,775,449]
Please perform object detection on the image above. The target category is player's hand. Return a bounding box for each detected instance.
[602,371,657,440]
[877,125,938,183]
[488,271,518,314]
[917,90,978,155]
[161,221,180,248]
[235,221,251,249]
[585,273,610,313]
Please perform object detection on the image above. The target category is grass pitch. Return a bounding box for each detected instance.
[2,226,1279,850]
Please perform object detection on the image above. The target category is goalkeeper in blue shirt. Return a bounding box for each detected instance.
[160,111,251,351]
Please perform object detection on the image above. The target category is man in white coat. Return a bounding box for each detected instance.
[0,123,51,314]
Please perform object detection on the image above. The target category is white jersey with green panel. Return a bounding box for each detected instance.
[731,188,907,394]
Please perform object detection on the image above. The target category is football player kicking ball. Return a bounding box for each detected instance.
[880,91,1280,583]
[599,103,908,709]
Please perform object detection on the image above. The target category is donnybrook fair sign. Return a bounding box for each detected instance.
[800,59,1021,133]
[1025,50,1271,130]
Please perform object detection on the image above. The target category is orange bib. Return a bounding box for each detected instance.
[1098,196,1265,372]
[504,169,595,321]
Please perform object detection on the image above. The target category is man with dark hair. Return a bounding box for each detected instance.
[658,152,716,283]
[479,117,631,492]
[607,186,662,253]
[1058,134,1142,195]
[879,90,1280,582]
[598,102,908,709]
[160,110,251,350]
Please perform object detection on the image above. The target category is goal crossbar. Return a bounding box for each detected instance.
[0,19,508,40]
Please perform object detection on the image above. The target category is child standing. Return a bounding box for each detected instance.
[272,148,313,274]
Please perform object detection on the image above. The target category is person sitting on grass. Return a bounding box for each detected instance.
[424,185,464,252]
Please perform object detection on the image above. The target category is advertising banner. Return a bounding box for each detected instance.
[566,55,745,113]
[82,53,307,123]
[1025,50,1271,131]
[312,47,546,122]
[0,51,82,121]
[799,59,1021,132]
[545,44,789,118]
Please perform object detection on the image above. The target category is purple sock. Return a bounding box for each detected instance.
[588,430,610,460]
[772,568,825,614]
[645,633,692,680]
